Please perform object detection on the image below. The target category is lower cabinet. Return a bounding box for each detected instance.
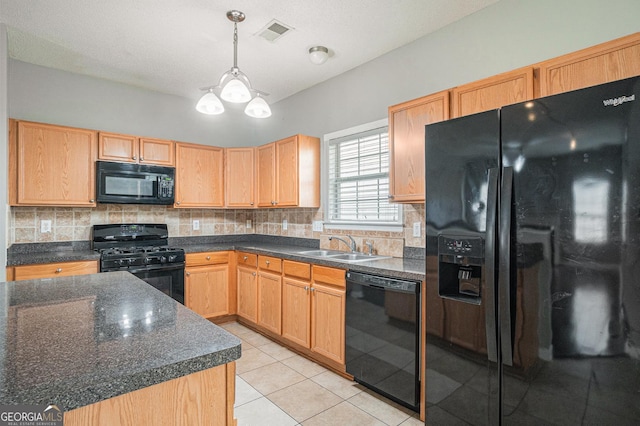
[257,256,283,335]
[282,260,312,347]
[11,260,99,281]
[236,252,258,323]
[185,252,231,319]
[310,265,346,365]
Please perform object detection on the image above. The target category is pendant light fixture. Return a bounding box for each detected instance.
[196,10,271,118]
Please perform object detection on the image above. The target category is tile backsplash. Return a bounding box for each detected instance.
[9,204,425,257]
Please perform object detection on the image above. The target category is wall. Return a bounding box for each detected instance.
[9,205,424,257]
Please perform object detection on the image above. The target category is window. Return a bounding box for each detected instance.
[325,120,401,228]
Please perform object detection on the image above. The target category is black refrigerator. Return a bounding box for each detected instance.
[424,76,640,425]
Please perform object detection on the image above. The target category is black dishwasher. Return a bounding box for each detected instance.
[345,271,420,412]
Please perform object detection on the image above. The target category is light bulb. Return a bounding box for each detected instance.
[196,91,224,115]
[244,95,272,118]
[220,78,252,103]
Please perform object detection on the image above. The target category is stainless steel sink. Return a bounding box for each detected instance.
[296,249,344,257]
[297,249,390,263]
[328,253,390,262]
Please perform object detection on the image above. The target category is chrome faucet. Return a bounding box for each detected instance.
[329,235,357,252]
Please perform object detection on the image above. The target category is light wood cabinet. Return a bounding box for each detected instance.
[256,135,320,208]
[236,252,258,322]
[98,132,175,166]
[225,147,255,207]
[451,67,535,118]
[174,142,224,208]
[282,260,312,348]
[12,260,99,281]
[257,256,282,335]
[9,120,97,207]
[388,90,450,203]
[310,265,346,365]
[185,252,231,319]
[539,32,640,97]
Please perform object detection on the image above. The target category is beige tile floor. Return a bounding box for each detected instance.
[220,322,423,426]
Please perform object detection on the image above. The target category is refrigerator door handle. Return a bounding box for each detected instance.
[484,167,499,363]
[499,166,514,366]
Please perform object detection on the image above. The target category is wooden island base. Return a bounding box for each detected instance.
[65,362,236,426]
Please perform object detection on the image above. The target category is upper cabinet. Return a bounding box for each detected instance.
[174,142,224,208]
[388,90,450,203]
[9,120,97,207]
[98,132,175,166]
[226,147,255,208]
[256,135,320,208]
[539,32,640,97]
[451,67,535,118]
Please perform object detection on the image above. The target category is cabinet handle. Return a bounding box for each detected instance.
[55,268,62,273]
[132,156,137,160]
[186,272,190,276]
[206,256,211,260]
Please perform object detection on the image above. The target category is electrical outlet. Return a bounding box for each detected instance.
[40,220,52,233]
[312,221,323,232]
[413,222,421,237]
[282,219,288,230]
[246,219,252,229]
[192,220,200,230]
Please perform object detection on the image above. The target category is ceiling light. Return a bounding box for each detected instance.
[308,46,329,65]
[196,10,271,118]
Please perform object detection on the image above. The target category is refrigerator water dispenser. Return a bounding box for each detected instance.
[438,235,484,304]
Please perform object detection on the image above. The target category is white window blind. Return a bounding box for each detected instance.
[327,126,400,225]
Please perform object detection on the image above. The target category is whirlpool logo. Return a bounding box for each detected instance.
[602,94,635,106]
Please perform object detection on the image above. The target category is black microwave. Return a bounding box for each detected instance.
[96,161,175,205]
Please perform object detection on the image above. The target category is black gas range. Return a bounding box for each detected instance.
[92,224,185,303]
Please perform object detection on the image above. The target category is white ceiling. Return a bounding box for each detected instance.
[0,0,498,104]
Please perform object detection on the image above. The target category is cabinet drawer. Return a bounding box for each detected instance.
[258,255,282,273]
[236,252,258,267]
[283,260,311,280]
[185,251,229,266]
[312,265,346,289]
[13,260,99,281]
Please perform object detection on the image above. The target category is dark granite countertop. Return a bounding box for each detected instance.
[7,236,426,281]
[0,271,241,411]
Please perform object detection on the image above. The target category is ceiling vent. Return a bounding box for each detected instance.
[257,19,294,42]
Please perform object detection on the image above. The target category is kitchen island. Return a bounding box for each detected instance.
[0,271,241,425]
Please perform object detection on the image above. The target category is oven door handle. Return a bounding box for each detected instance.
[116,263,186,274]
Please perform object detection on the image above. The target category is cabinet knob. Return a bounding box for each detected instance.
[140,157,144,161]
[55,268,62,273]
[265,260,270,265]
[132,156,137,160]
[250,202,254,206]
[271,201,275,205]
[304,286,309,292]
[388,194,394,199]
[176,201,181,205]
[206,256,211,260]
[252,272,256,277]
[243,256,248,261]
[186,272,190,276]
[89,199,95,203]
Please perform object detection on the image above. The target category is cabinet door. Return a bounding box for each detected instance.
[539,32,640,97]
[451,67,534,118]
[98,132,138,163]
[139,138,175,166]
[282,277,311,348]
[311,282,345,364]
[15,121,97,206]
[257,270,282,335]
[389,90,449,203]
[226,148,255,207]
[237,265,257,323]
[185,264,229,318]
[13,261,99,281]
[256,143,276,207]
[175,142,224,207]
[275,136,298,207]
